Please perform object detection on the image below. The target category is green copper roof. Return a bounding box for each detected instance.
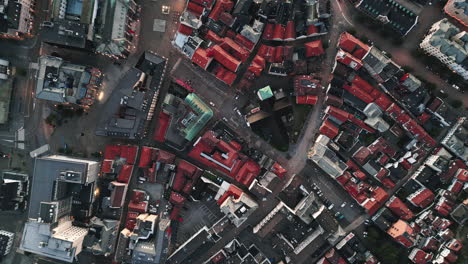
[183,93,213,141]
[257,86,273,101]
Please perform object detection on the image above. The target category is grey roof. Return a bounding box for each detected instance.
[28,155,94,219]
[132,241,157,264]
[167,227,215,264]
[35,56,93,104]
[427,19,467,65]
[357,0,418,35]
[41,20,88,49]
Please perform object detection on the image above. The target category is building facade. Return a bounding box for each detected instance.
[0,0,34,39]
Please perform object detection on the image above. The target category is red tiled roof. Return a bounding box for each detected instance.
[455,168,468,182]
[220,37,250,62]
[427,98,442,112]
[101,160,113,173]
[325,95,344,107]
[408,188,435,207]
[172,170,186,192]
[284,21,296,40]
[211,251,226,263]
[158,150,176,163]
[353,147,371,165]
[117,164,133,183]
[252,55,266,69]
[370,89,381,100]
[178,24,193,36]
[305,40,325,57]
[104,145,121,160]
[128,200,148,213]
[225,29,235,39]
[409,249,432,264]
[153,112,171,142]
[272,24,285,41]
[213,65,237,86]
[273,46,284,63]
[170,191,186,206]
[235,160,261,186]
[435,197,454,216]
[417,112,431,124]
[320,120,339,139]
[351,75,374,93]
[131,189,146,203]
[120,146,138,164]
[257,45,275,62]
[110,181,127,208]
[205,30,223,44]
[448,179,463,194]
[187,1,205,16]
[208,45,241,72]
[190,0,214,8]
[353,170,367,181]
[375,168,389,181]
[192,48,213,70]
[338,32,370,54]
[372,187,389,203]
[208,0,233,21]
[380,177,395,188]
[248,62,263,77]
[349,115,376,133]
[346,160,359,171]
[401,159,412,170]
[353,48,368,59]
[283,45,294,61]
[307,25,319,36]
[386,103,403,118]
[362,198,380,215]
[374,94,392,110]
[217,184,243,205]
[326,106,350,123]
[296,95,318,105]
[262,23,274,40]
[138,147,154,168]
[219,12,234,26]
[271,162,287,178]
[234,34,255,51]
[170,206,182,221]
[125,219,136,231]
[336,171,352,185]
[343,84,373,103]
[386,196,414,220]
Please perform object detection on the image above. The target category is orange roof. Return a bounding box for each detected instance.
[320,120,339,139]
[305,40,325,57]
[192,48,213,70]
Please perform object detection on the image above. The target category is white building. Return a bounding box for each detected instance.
[420,19,468,80]
[0,230,14,256]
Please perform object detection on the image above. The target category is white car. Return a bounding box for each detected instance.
[341,202,347,208]
[209,101,215,107]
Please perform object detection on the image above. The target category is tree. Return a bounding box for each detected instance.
[15,67,27,77]
[402,66,413,73]
[438,92,449,98]
[45,114,57,126]
[450,99,463,108]
[75,108,84,116]
[426,83,437,91]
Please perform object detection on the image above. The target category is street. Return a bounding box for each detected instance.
[0,0,465,263]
